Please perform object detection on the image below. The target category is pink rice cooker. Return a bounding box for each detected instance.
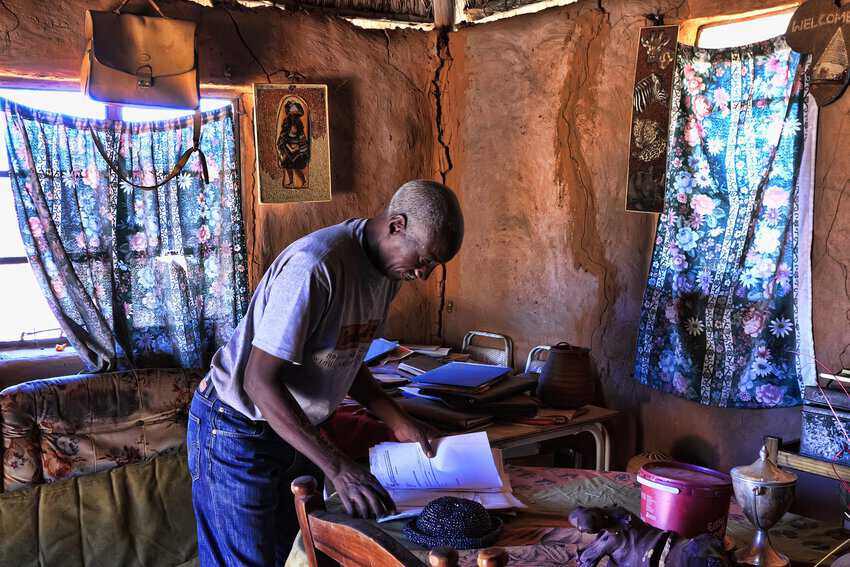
[637,461,733,539]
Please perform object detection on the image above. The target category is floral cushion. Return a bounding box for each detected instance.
[1,368,203,492]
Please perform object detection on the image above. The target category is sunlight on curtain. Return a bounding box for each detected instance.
[3,100,249,370]
[635,37,816,408]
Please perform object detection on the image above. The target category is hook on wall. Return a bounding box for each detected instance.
[646,13,665,26]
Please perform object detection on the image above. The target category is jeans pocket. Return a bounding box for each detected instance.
[187,411,201,481]
[212,401,264,438]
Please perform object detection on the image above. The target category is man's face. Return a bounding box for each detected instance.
[381,217,444,282]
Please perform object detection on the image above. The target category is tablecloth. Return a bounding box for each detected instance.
[286,466,846,566]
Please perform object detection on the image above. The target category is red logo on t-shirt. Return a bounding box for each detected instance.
[335,320,380,350]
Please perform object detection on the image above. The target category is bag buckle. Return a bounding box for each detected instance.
[136,64,153,88]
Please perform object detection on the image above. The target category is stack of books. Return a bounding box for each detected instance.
[363,338,540,430]
[400,361,538,429]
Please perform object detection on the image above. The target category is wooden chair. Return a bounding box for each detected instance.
[292,476,509,567]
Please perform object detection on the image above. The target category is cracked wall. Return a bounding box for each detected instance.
[439,0,849,520]
[0,0,439,343]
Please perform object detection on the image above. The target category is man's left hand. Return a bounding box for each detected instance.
[390,416,441,458]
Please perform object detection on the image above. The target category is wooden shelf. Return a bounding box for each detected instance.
[777,449,850,480]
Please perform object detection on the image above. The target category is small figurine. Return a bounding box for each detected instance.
[568,506,730,567]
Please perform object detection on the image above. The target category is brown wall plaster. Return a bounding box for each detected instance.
[439,0,849,519]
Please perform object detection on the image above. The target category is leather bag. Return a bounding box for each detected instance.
[81,0,199,109]
[81,0,208,189]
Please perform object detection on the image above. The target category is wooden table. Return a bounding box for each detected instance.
[485,405,619,471]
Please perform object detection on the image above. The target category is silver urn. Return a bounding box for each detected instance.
[730,446,797,567]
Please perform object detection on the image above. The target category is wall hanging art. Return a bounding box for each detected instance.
[254,83,331,203]
[625,25,679,213]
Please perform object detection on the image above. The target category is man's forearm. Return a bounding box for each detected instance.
[244,357,347,476]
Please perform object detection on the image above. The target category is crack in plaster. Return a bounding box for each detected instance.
[0,0,19,46]
[383,29,426,96]
[432,29,453,185]
[431,29,453,340]
[555,8,618,376]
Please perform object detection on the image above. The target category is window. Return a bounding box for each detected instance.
[0,88,230,346]
[696,8,795,49]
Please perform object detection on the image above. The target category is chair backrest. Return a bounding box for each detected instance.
[461,331,513,369]
[524,345,551,374]
[291,476,509,567]
[0,368,203,492]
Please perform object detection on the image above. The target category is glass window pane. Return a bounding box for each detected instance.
[121,98,232,122]
[0,263,62,342]
[697,11,794,49]
[0,178,25,258]
[0,88,106,120]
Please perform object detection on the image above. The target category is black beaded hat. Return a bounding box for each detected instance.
[402,496,503,550]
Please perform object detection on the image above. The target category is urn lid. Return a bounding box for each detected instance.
[730,446,797,486]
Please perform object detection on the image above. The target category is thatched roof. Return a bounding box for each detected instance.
[219,0,578,27]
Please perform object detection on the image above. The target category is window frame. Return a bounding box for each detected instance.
[0,81,244,348]
[692,5,799,48]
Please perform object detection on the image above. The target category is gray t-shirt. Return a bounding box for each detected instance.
[208,218,400,424]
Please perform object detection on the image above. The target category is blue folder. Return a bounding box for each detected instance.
[364,338,399,364]
[415,361,511,389]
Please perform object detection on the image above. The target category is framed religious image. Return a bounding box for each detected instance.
[254,83,332,203]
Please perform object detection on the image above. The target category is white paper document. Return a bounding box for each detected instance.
[401,345,452,357]
[368,432,525,523]
[378,490,525,523]
[369,431,503,490]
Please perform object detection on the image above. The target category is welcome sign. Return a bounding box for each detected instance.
[786,0,850,106]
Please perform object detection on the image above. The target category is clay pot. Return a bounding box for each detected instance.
[536,342,594,409]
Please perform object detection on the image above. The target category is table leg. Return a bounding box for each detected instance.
[599,423,611,472]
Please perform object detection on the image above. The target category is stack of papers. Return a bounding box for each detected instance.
[368,431,525,522]
[402,344,452,358]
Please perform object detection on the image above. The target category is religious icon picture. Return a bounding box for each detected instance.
[254,83,332,203]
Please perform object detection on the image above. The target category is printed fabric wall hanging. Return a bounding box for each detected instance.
[634,37,817,408]
[254,83,332,204]
[785,0,850,106]
[626,25,679,213]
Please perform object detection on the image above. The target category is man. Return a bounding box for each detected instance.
[187,180,464,566]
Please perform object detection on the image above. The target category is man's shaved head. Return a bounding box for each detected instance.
[387,180,464,261]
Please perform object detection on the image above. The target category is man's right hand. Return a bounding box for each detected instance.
[329,459,396,519]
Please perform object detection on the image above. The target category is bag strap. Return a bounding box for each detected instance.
[89,111,209,190]
[113,0,165,16]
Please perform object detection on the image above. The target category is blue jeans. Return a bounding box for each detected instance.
[187,378,322,566]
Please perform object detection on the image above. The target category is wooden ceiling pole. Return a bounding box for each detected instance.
[433,0,458,29]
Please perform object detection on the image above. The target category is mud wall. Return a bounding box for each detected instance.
[439,0,849,519]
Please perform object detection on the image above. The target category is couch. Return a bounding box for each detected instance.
[0,368,203,567]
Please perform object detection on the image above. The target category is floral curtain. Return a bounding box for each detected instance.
[4,101,249,371]
[634,37,816,408]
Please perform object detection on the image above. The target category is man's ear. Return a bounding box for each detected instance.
[388,214,408,235]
